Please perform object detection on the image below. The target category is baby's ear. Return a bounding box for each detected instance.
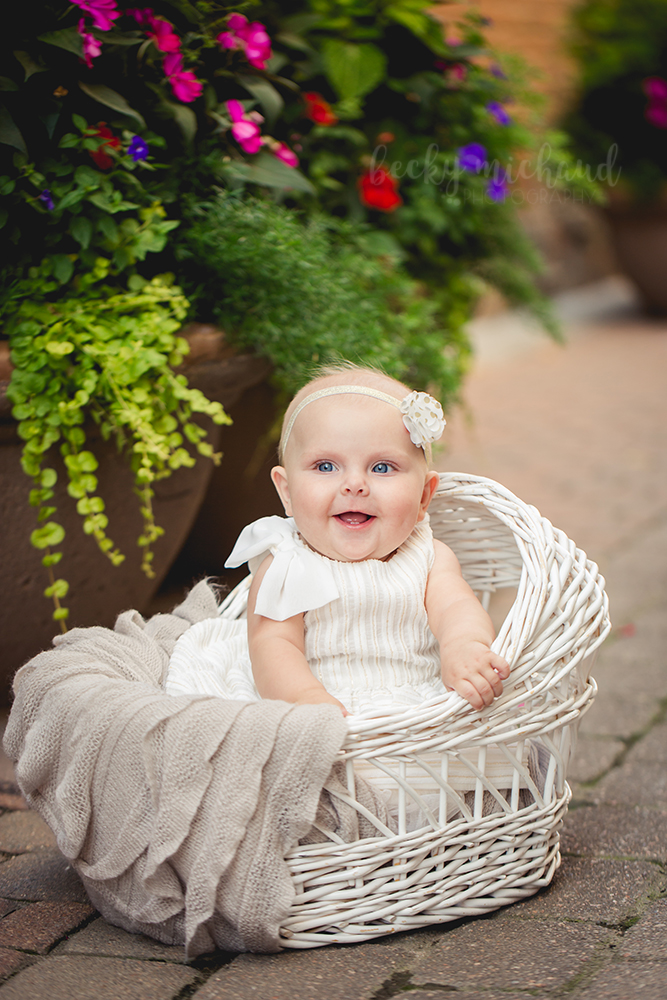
[270,466,292,515]
[418,471,439,519]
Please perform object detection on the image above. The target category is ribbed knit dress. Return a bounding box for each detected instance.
[165,515,447,715]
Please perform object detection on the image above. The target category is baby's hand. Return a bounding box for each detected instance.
[441,641,510,710]
[295,688,349,717]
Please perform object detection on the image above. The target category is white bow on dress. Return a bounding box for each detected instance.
[225,516,339,621]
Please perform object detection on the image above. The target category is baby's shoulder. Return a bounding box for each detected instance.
[431,537,463,574]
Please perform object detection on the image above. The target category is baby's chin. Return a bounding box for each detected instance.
[296,523,405,563]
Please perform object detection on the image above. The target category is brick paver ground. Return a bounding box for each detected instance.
[0,282,665,998]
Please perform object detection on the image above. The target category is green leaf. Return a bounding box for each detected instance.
[0,105,27,155]
[44,578,69,599]
[168,102,197,146]
[237,75,284,127]
[13,49,47,80]
[39,27,84,58]
[78,82,146,128]
[45,339,74,356]
[52,255,75,284]
[322,40,386,102]
[72,114,88,131]
[31,521,65,549]
[70,215,93,249]
[224,152,315,194]
[53,606,69,621]
[42,551,63,567]
[0,76,19,91]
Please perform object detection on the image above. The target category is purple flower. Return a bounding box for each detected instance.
[458,142,486,173]
[38,189,55,211]
[127,135,149,161]
[487,101,511,125]
[490,63,507,80]
[487,173,507,202]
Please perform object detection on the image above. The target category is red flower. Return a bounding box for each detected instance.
[358,167,402,212]
[88,122,121,169]
[303,92,338,126]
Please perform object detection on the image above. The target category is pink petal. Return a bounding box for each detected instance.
[227,13,248,32]
[163,52,183,76]
[226,99,245,123]
[273,143,298,168]
[170,71,203,103]
[217,31,239,50]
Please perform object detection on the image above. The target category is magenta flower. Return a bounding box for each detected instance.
[643,76,667,101]
[163,52,183,76]
[646,103,667,128]
[148,16,181,53]
[71,0,120,32]
[78,18,102,68]
[169,70,203,103]
[217,13,272,70]
[226,99,263,154]
[272,142,298,168]
[643,77,667,129]
[126,7,153,28]
[161,52,201,102]
[487,101,511,126]
[127,135,149,161]
[458,142,486,173]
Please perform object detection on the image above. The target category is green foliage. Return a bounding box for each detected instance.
[565,0,667,200]
[177,191,468,401]
[5,266,230,623]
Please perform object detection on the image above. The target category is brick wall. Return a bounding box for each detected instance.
[432,2,618,292]
[432,0,581,122]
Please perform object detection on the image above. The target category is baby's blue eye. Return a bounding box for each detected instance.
[317,461,336,473]
[372,462,391,474]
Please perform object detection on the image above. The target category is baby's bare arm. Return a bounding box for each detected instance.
[247,557,348,714]
[425,540,509,710]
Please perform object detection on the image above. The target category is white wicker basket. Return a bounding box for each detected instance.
[218,472,610,948]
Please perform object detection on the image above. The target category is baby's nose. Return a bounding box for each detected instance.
[342,473,369,495]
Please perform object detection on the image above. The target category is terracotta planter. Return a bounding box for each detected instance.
[605,205,667,313]
[0,329,270,703]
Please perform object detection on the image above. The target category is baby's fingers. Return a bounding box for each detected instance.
[490,653,510,679]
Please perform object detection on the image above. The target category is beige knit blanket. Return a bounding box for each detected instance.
[3,581,349,957]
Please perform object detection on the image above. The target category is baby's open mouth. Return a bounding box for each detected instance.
[335,512,374,526]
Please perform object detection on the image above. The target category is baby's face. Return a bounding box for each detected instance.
[271,395,438,562]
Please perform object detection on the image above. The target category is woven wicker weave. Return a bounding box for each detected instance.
[218,472,610,948]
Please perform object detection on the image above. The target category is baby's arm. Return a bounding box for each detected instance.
[425,539,510,710]
[247,555,348,715]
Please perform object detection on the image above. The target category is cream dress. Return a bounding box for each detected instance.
[165,514,448,714]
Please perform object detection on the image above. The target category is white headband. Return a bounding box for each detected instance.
[282,385,446,453]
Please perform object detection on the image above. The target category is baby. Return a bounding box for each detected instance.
[166,363,509,717]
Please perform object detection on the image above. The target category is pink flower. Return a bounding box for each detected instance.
[272,142,298,168]
[126,7,153,27]
[643,76,667,101]
[169,70,202,103]
[163,51,183,77]
[71,0,120,32]
[78,18,102,68]
[148,16,181,53]
[217,12,272,70]
[226,99,263,154]
[646,102,667,128]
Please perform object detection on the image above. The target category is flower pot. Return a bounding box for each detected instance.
[605,205,667,313]
[0,330,270,703]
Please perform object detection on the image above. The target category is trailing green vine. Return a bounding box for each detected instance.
[6,262,230,627]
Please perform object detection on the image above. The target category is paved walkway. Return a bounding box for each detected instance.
[0,277,665,998]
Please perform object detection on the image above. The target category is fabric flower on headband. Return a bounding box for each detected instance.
[399,391,446,448]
